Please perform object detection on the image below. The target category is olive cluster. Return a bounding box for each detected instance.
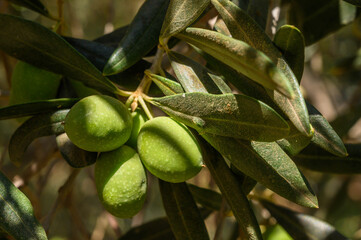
[64,95,203,218]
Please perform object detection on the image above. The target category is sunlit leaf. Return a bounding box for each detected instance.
[210,0,311,136]
[159,181,210,240]
[307,103,348,157]
[9,110,68,165]
[201,142,263,239]
[202,134,318,208]
[176,27,295,98]
[56,133,97,168]
[294,144,361,174]
[0,14,120,95]
[0,171,47,240]
[103,0,170,75]
[261,200,348,240]
[277,121,312,156]
[160,0,211,42]
[274,25,305,82]
[168,51,223,94]
[0,98,77,120]
[151,92,290,142]
[148,73,184,95]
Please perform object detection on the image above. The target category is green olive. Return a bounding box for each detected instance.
[126,109,148,148]
[64,95,132,152]
[95,145,147,218]
[9,61,61,105]
[137,117,203,183]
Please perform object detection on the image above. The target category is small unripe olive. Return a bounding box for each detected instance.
[9,61,61,105]
[126,109,147,148]
[137,117,203,183]
[95,145,147,218]
[64,95,132,152]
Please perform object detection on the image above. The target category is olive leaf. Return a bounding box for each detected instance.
[0,14,121,95]
[159,180,210,240]
[64,37,151,91]
[56,133,97,168]
[9,110,69,166]
[201,142,263,240]
[307,103,348,157]
[94,25,129,46]
[293,144,361,174]
[0,171,48,240]
[7,0,56,19]
[148,73,185,95]
[176,28,295,98]
[277,121,312,156]
[261,200,348,240]
[0,98,77,120]
[103,0,170,75]
[119,208,211,240]
[202,133,318,208]
[187,184,222,211]
[168,51,223,94]
[119,217,175,240]
[210,0,311,136]
[230,164,258,195]
[151,92,290,142]
[159,0,211,42]
[343,0,361,7]
[246,0,268,30]
[273,25,305,82]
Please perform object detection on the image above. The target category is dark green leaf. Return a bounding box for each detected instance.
[277,121,312,156]
[8,0,55,19]
[148,73,184,95]
[230,164,258,195]
[293,144,361,174]
[168,51,223,94]
[288,0,356,45]
[202,134,318,208]
[160,0,211,42]
[64,37,151,91]
[151,92,290,142]
[246,0,269,30]
[119,209,211,240]
[119,217,175,240]
[200,141,263,239]
[187,184,222,211]
[0,98,77,120]
[343,0,361,7]
[176,27,295,98]
[56,133,97,168]
[103,0,170,75]
[231,0,249,10]
[307,103,348,157]
[94,26,129,47]
[261,200,348,240]
[0,171,47,240]
[210,0,311,136]
[9,110,68,165]
[159,181,210,240]
[0,14,121,95]
[273,25,305,82]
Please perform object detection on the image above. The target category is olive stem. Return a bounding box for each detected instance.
[127,46,165,114]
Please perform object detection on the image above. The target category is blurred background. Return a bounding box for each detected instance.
[1,0,361,239]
